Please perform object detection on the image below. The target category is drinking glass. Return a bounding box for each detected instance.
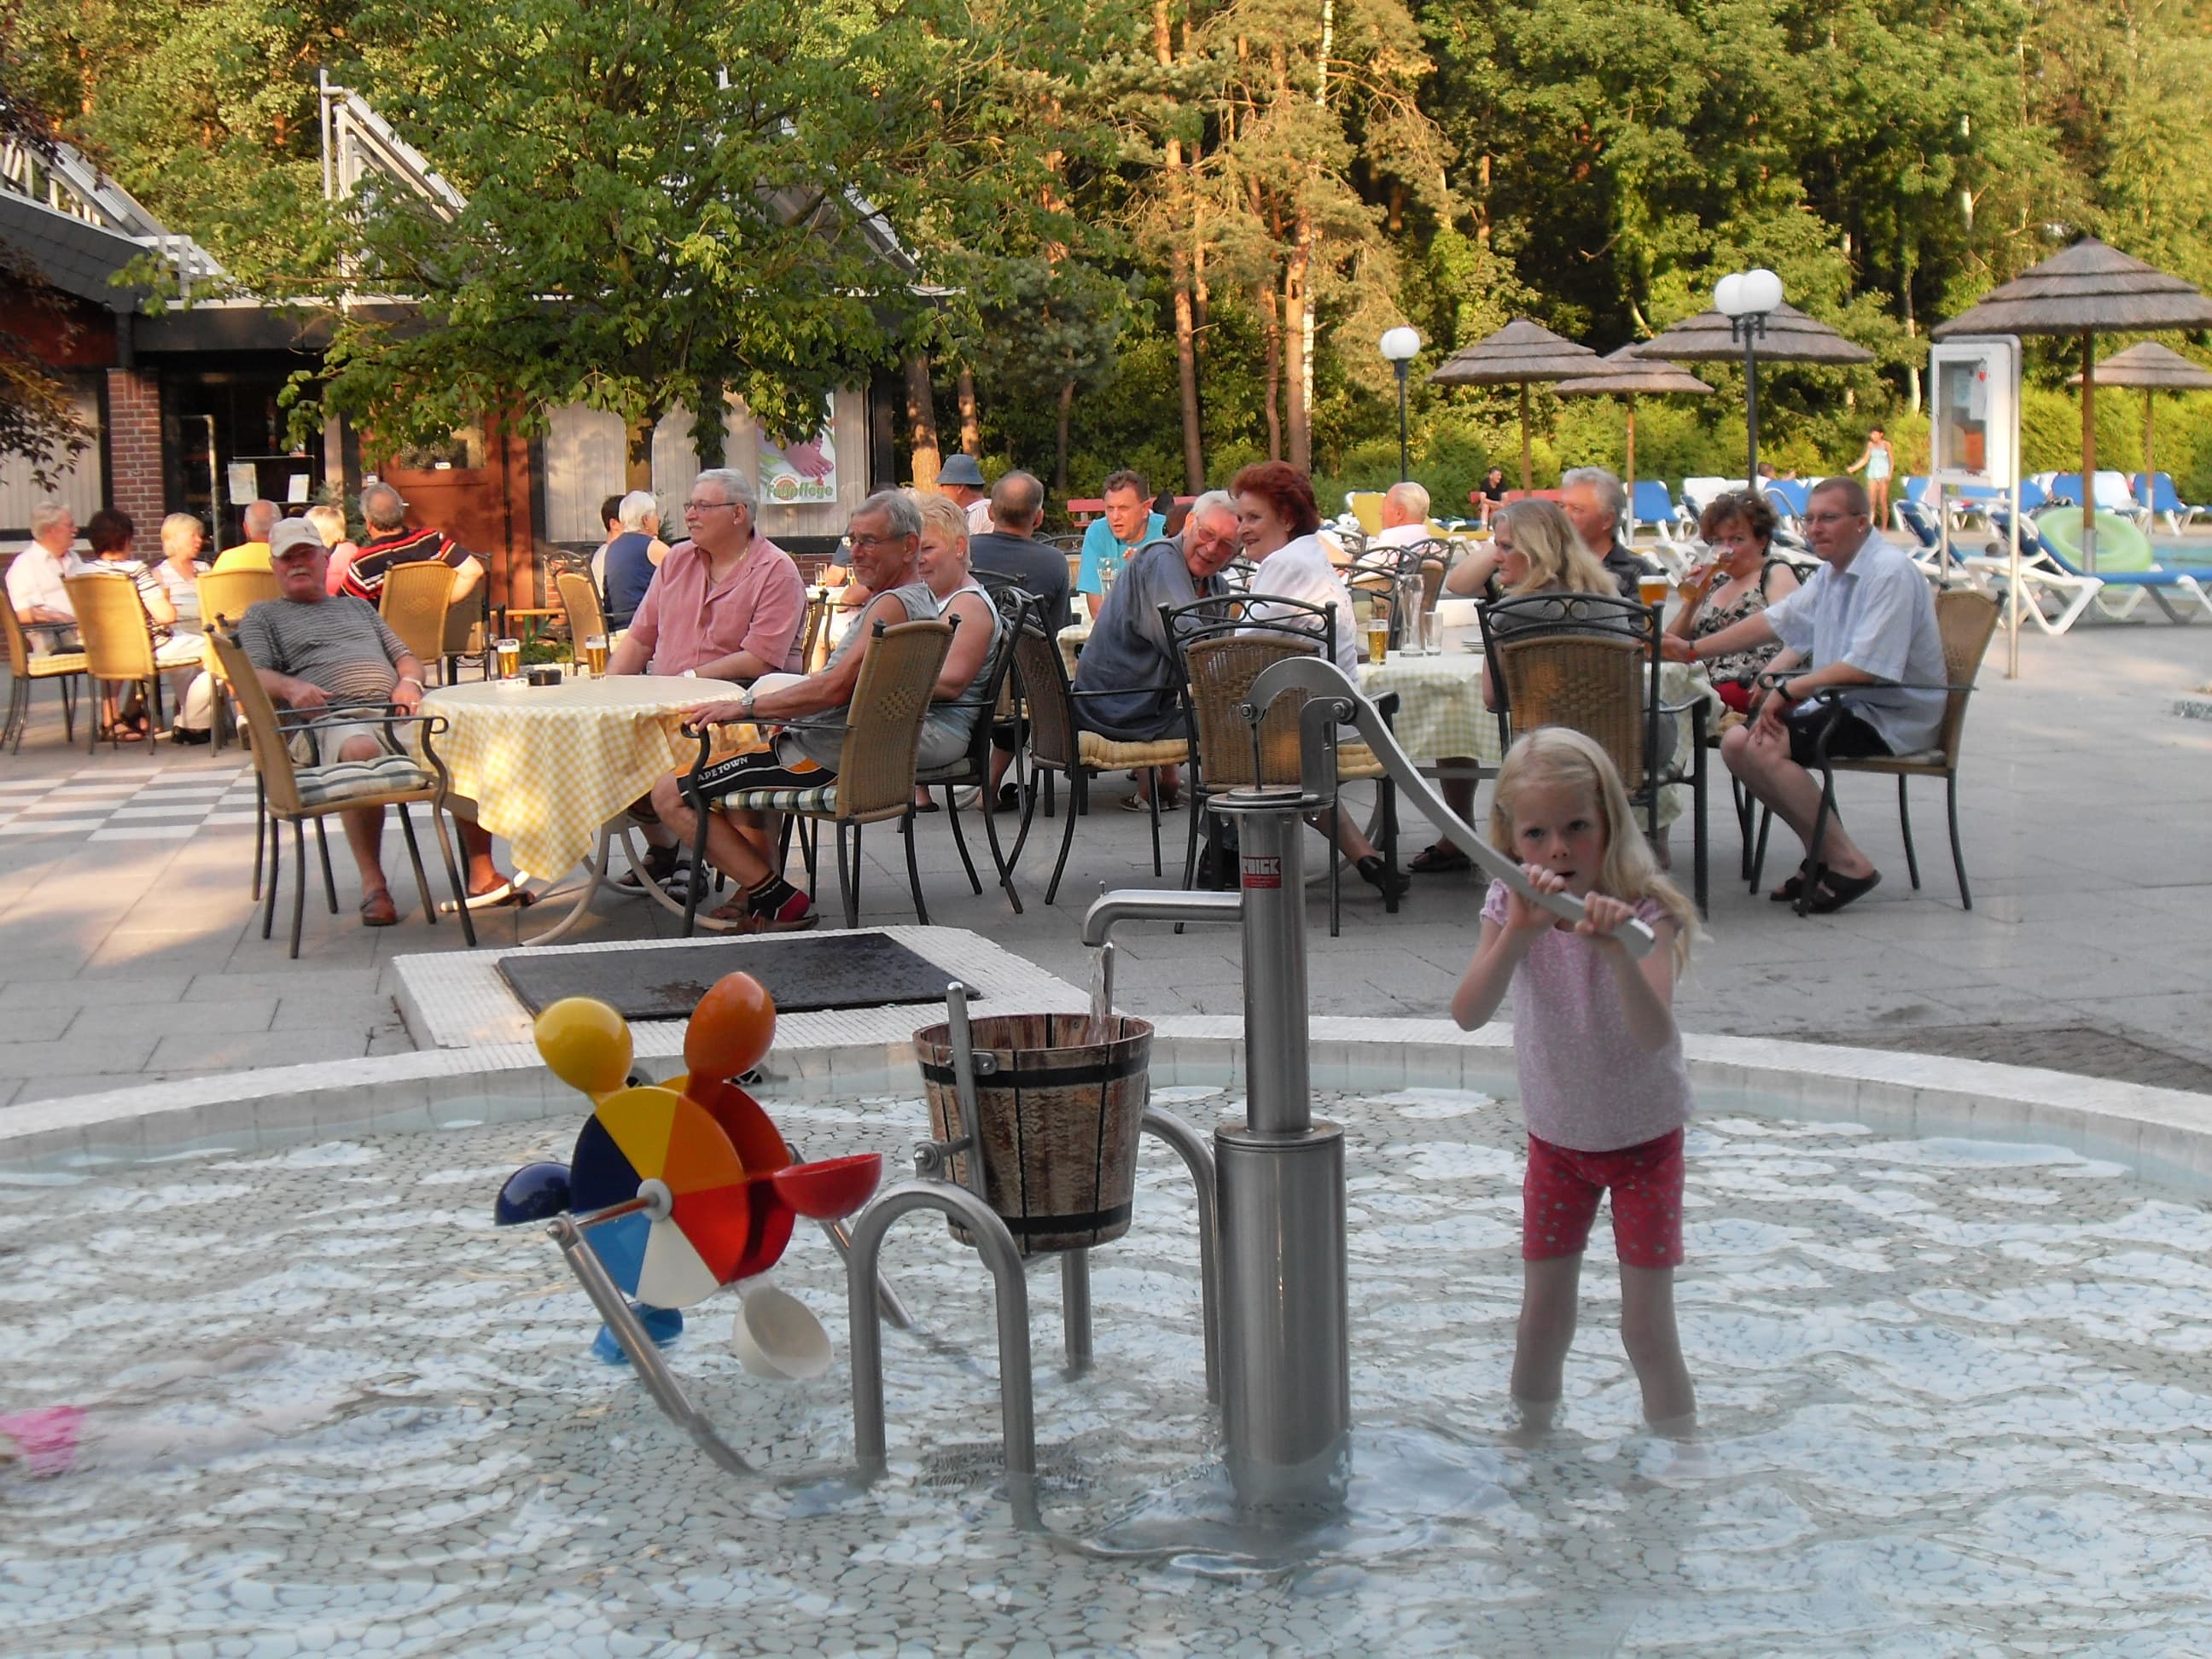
[584,634,609,677]
[1421,612,1445,655]
[1638,574,1670,614]
[1366,617,1391,664]
[494,637,522,679]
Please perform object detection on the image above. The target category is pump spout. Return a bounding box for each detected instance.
[1244,655,1658,958]
[1081,888,1242,948]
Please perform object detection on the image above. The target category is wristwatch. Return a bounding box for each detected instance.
[740,689,757,719]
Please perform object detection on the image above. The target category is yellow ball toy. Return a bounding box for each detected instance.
[533,997,634,1103]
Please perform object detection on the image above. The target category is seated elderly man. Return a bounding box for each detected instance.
[1664,476,1946,914]
[212,499,280,573]
[968,469,1072,632]
[648,490,992,933]
[604,467,807,899]
[9,499,79,632]
[1370,480,1436,549]
[1069,489,1243,809]
[341,482,483,604]
[237,519,515,925]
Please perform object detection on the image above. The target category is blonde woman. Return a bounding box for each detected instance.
[1480,497,1626,715]
[306,504,358,595]
[908,490,1006,811]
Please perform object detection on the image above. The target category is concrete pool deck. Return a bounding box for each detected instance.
[1,615,2209,1110]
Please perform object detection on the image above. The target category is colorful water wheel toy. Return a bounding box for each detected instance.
[493,973,882,1362]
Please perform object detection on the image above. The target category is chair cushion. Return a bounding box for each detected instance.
[1078,732,1190,769]
[294,754,431,807]
[26,652,87,678]
[1336,741,1386,781]
[722,783,841,815]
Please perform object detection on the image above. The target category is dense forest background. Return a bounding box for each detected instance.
[14,0,2212,512]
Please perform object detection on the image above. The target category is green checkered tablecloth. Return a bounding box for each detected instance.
[1362,632,1717,828]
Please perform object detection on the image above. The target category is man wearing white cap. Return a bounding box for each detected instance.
[236,519,513,924]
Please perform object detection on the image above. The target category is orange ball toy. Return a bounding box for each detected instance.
[685,972,777,1087]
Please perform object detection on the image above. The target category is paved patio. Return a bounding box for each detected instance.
[2,616,2209,1109]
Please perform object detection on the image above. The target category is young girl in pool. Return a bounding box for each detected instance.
[1451,727,1702,1437]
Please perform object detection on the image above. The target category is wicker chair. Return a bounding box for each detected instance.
[208,629,475,958]
[196,570,278,751]
[1004,614,1192,905]
[3,600,84,753]
[66,573,175,751]
[1752,588,2000,914]
[379,562,457,670]
[556,570,608,649]
[439,580,490,683]
[915,583,1032,913]
[1164,594,1399,937]
[677,616,955,932]
[1480,591,1709,914]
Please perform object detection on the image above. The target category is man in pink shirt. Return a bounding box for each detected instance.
[607,468,806,898]
[605,469,806,678]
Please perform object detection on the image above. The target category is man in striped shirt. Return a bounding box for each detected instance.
[238,518,509,924]
[338,482,483,605]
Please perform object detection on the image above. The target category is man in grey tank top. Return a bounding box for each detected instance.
[647,491,946,932]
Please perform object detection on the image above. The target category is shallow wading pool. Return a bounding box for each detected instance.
[4,1073,2210,1656]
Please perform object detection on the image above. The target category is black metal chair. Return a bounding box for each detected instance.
[915,582,1033,913]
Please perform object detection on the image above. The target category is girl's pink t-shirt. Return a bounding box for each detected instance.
[1481,879,1695,1152]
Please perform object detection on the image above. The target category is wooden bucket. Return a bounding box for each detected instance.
[913,1012,1154,1256]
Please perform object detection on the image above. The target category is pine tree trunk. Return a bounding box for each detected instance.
[1155,0,1204,490]
[904,355,941,490]
[1260,285,1284,463]
[1054,380,1074,494]
[956,368,981,457]
[1285,217,1313,474]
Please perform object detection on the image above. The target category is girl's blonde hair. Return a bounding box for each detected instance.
[1494,498,1617,597]
[911,488,971,552]
[1488,726,1699,969]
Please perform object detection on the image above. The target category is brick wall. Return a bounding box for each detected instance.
[105,367,164,527]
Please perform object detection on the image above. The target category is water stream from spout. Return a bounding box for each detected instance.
[1084,942,1116,1045]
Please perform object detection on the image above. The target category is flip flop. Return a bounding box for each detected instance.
[1807,869,1882,914]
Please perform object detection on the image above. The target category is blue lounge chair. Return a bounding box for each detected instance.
[1761,478,1809,527]
[1987,508,2208,625]
[2130,473,2210,536]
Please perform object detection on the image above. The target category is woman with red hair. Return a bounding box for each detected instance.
[1228,461,1405,900]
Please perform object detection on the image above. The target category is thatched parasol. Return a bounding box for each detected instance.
[1935,238,2212,567]
[1428,319,1604,490]
[2067,341,2212,511]
[1627,301,1875,366]
[1552,346,1714,507]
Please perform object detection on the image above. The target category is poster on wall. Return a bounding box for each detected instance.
[757,398,838,506]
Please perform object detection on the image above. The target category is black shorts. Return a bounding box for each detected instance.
[1785,704,1891,767]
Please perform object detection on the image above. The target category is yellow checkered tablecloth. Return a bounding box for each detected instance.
[421,674,745,880]
[1362,632,1716,828]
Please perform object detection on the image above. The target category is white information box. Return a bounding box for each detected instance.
[1929,336,2021,490]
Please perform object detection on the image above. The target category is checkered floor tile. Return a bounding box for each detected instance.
[0,764,258,841]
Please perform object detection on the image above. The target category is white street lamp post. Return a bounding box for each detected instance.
[1379,326,1422,481]
[1714,268,1784,485]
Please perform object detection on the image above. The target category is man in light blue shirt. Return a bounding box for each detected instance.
[1665,475,1946,914]
[1074,468,1167,617]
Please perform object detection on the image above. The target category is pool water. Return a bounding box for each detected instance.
[4,1085,2211,1656]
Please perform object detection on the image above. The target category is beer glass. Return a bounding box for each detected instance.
[494,637,522,679]
[585,634,608,677]
[1638,573,1670,614]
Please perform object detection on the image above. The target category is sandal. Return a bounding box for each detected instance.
[1408,841,1471,875]
[1768,862,1811,903]
[1807,868,1882,915]
[359,888,399,927]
